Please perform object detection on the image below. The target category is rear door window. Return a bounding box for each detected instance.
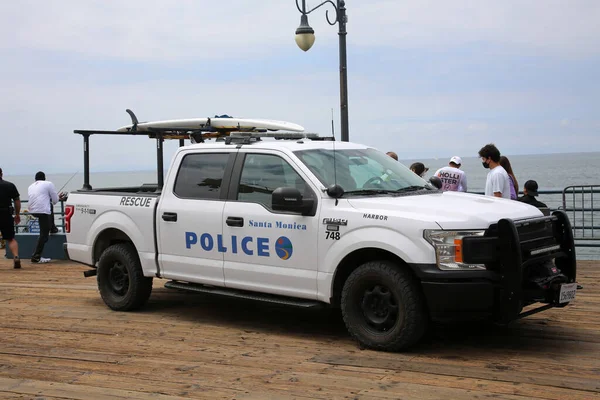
[173,153,230,200]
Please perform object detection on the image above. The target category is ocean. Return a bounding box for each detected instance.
[4,151,599,258]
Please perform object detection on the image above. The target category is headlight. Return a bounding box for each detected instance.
[424,230,486,270]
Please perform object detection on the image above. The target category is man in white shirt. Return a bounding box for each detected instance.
[478,144,511,199]
[434,156,467,192]
[27,171,58,263]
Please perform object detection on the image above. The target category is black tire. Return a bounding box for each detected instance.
[97,243,153,311]
[341,260,428,351]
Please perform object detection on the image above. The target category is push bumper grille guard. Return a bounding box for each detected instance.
[461,210,576,323]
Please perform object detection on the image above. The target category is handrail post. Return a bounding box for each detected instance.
[60,200,65,233]
[581,186,585,238]
[592,186,595,238]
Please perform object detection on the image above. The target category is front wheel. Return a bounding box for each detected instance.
[97,243,153,311]
[341,261,428,351]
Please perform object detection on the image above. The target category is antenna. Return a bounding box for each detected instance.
[332,108,338,206]
[324,109,344,201]
[331,108,335,138]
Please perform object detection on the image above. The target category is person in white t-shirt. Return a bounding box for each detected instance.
[478,144,511,199]
[434,156,467,192]
[27,171,58,263]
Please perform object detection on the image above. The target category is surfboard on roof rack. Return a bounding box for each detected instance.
[72,109,310,189]
[117,109,305,135]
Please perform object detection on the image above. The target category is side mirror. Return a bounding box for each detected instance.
[429,176,442,189]
[326,184,344,199]
[272,187,314,215]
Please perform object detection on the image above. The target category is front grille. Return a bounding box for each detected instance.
[515,218,562,263]
[482,216,564,267]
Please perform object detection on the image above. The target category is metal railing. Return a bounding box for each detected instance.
[562,185,600,247]
[13,200,66,234]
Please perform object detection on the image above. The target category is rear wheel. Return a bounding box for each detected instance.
[97,243,153,311]
[341,260,427,351]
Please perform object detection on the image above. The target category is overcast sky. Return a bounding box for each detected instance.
[1,0,599,174]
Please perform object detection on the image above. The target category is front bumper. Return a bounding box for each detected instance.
[411,210,578,323]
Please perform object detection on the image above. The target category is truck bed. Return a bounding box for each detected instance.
[65,188,159,271]
[71,183,160,195]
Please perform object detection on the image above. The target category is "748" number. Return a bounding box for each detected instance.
[326,231,341,240]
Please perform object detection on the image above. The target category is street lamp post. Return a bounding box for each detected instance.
[295,0,349,142]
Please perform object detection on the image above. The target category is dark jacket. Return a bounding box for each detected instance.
[517,194,547,209]
[0,178,19,213]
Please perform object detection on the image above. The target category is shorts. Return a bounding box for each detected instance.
[0,212,15,241]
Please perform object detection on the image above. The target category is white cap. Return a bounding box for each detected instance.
[450,156,462,165]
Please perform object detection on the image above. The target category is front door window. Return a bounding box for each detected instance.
[237,153,313,208]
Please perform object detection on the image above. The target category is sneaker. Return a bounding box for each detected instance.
[31,257,51,264]
[14,258,21,269]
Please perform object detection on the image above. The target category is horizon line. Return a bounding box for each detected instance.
[4,149,600,176]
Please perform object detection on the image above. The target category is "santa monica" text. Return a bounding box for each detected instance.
[248,220,307,230]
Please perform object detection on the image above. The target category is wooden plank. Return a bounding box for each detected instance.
[0,377,190,400]
[327,366,599,400]
[309,354,600,393]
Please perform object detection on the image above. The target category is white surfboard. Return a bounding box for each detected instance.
[117,116,305,133]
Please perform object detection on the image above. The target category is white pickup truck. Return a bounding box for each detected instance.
[64,130,578,351]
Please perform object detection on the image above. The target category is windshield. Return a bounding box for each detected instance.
[294,148,430,193]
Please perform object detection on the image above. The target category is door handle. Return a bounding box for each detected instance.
[226,216,244,227]
[162,212,178,222]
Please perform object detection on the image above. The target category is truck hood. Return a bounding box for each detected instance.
[347,191,543,230]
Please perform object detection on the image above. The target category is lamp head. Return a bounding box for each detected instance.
[295,14,315,51]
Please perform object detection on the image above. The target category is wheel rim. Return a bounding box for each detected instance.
[361,284,400,332]
[108,261,129,296]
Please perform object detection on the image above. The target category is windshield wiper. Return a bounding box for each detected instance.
[343,186,430,197]
[394,185,428,193]
[343,189,397,196]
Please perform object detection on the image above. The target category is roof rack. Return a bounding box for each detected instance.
[230,132,320,139]
[73,128,186,191]
[219,131,333,145]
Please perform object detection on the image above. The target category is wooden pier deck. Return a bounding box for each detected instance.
[0,259,599,399]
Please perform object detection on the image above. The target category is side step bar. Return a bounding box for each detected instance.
[164,281,323,308]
